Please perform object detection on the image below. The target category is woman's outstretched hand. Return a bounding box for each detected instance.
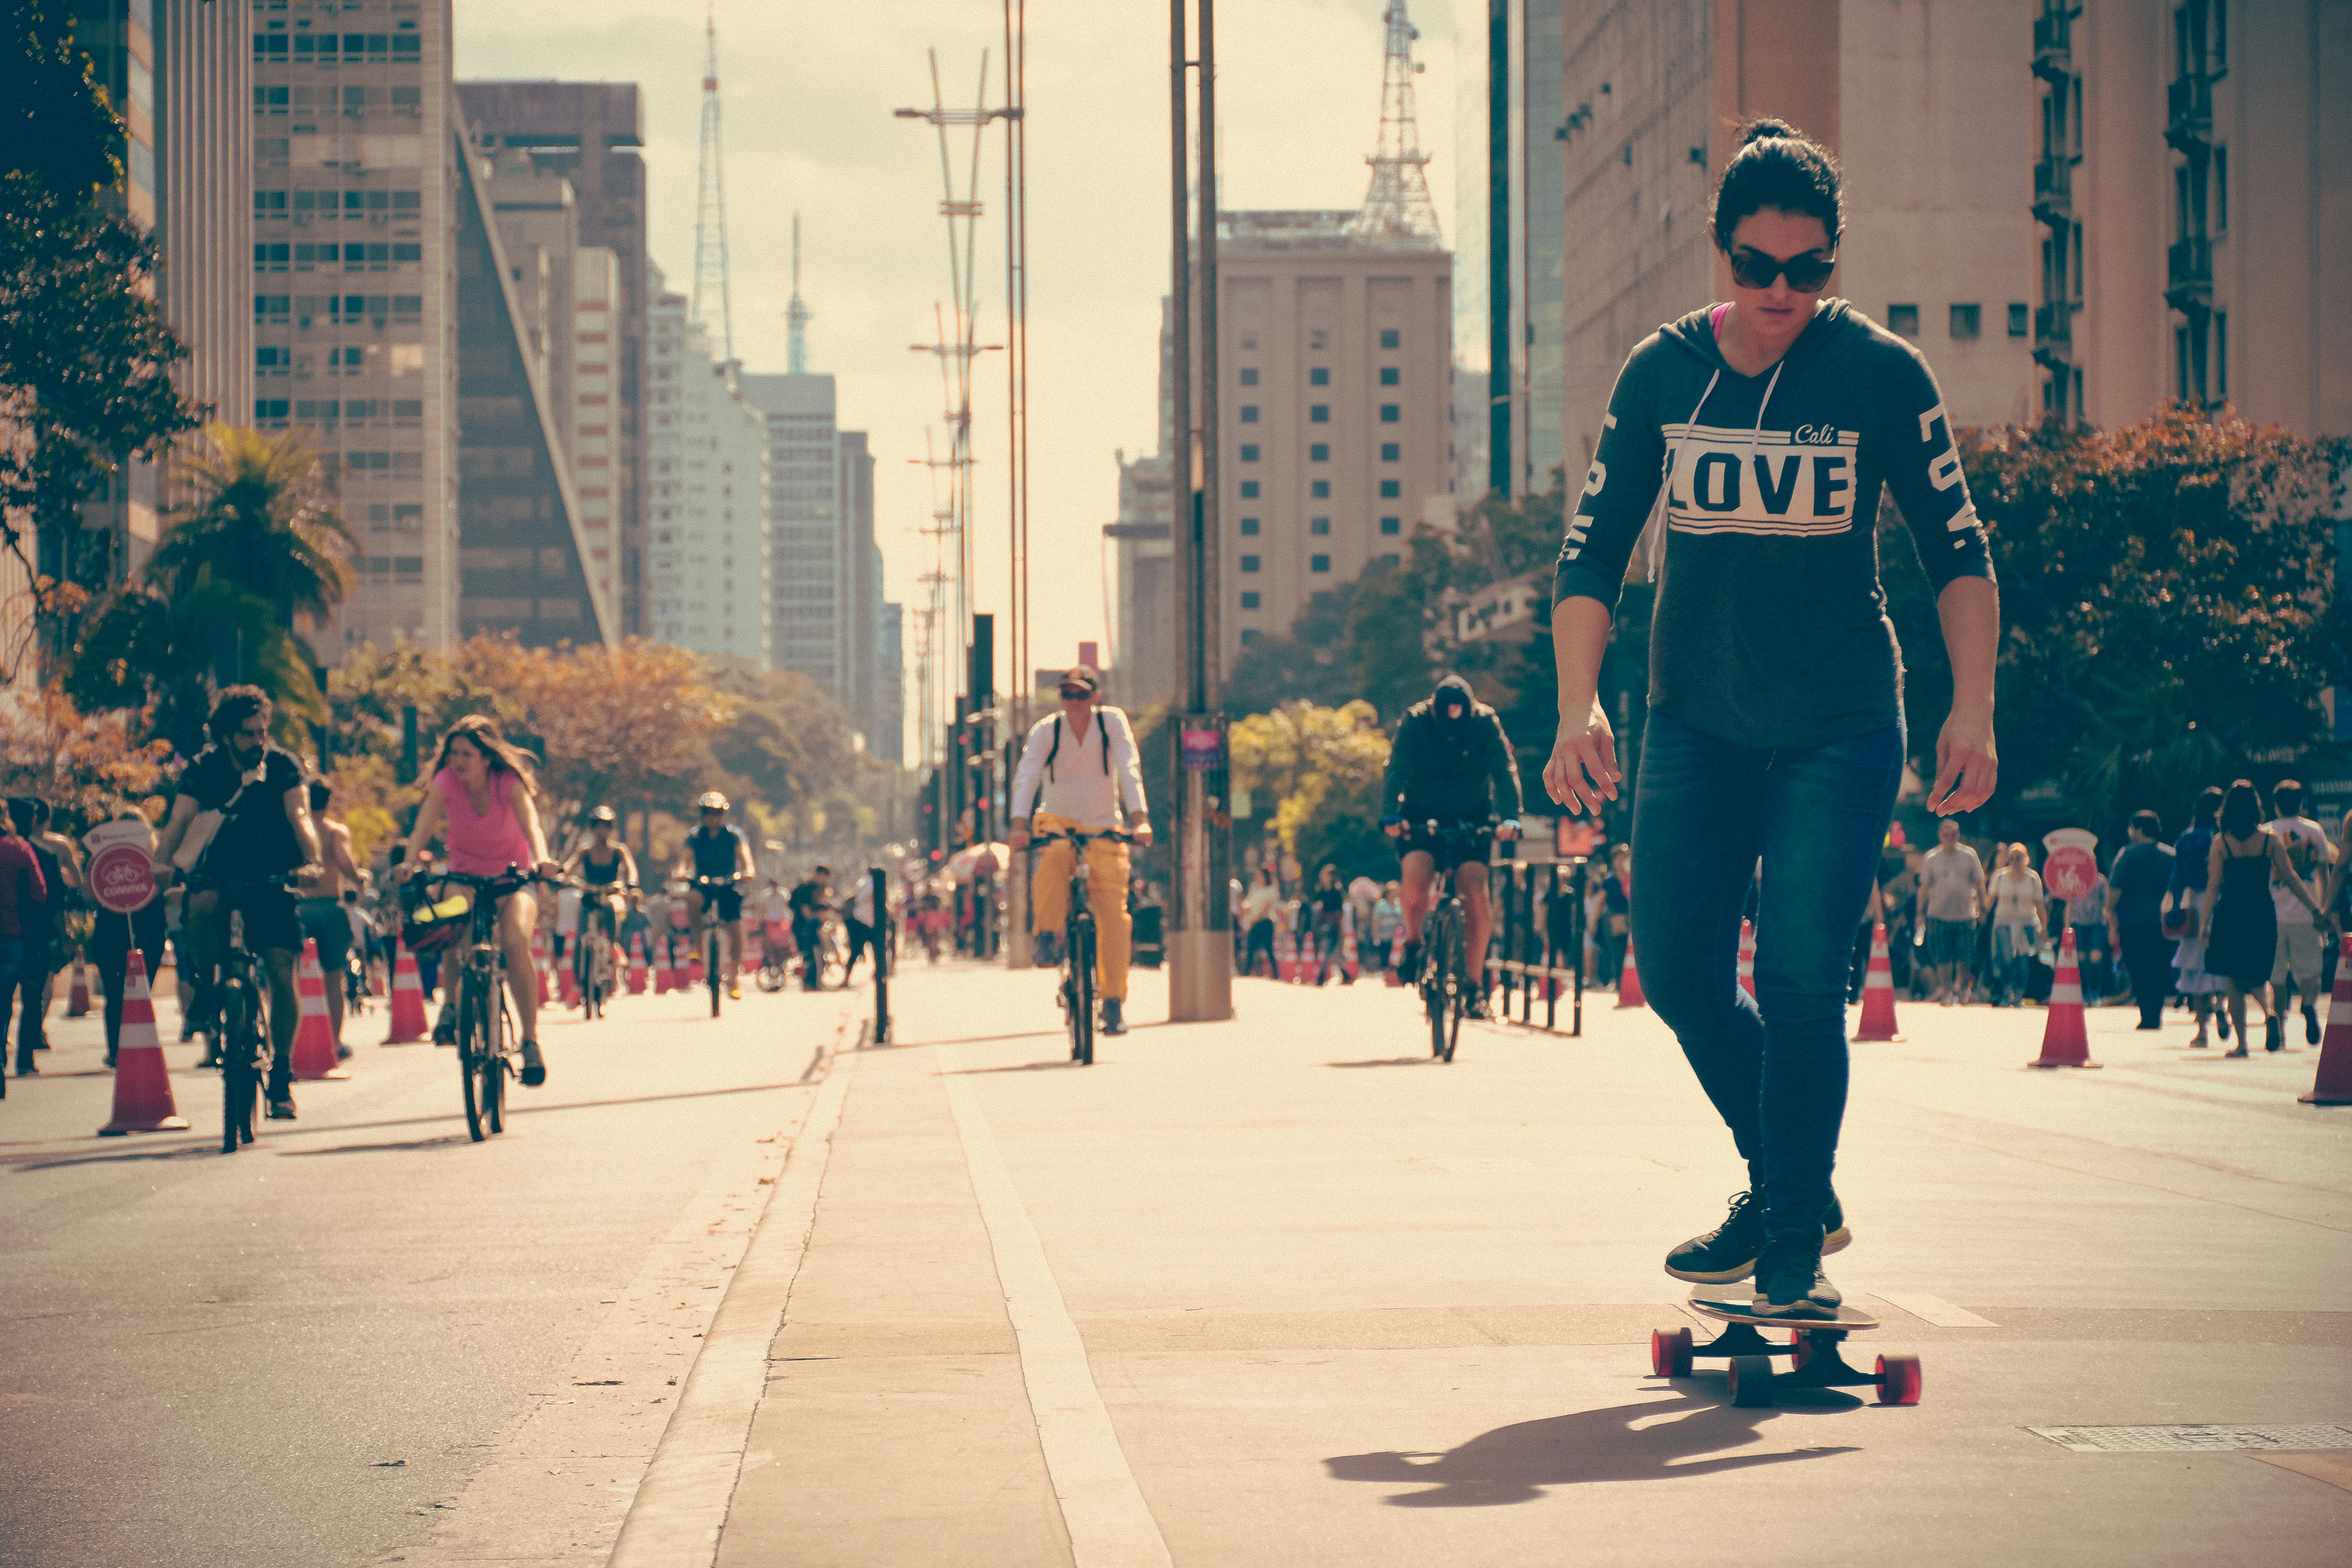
[1544,702,1622,818]
[1927,704,1997,815]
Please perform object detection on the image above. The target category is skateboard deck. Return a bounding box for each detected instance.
[1684,1294,1880,1332]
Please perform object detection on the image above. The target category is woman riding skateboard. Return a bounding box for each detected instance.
[1541,120,2000,1318]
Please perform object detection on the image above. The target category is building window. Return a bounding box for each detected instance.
[1379,516,1401,535]
[1239,366,1259,387]
[1310,517,1330,535]
[1240,591,1260,610]
[1240,554,1261,573]
[2215,145,2228,232]
[1379,329,1400,348]
[1380,552,1402,566]
[1949,304,1981,340]
[1240,628,1261,646]
[2008,303,2029,337]
[1379,404,1400,423]
[1308,328,1328,350]
[1240,443,1259,462]
[1240,516,1260,535]
[1240,480,1259,497]
[1310,480,1330,499]
[1309,405,1330,423]
[1380,442,1400,461]
[1310,554,1330,573]
[2215,311,2228,399]
[1240,332,1259,350]
[1379,367,1400,386]
[1309,367,1329,387]
[1887,304,1920,336]
[1240,405,1259,423]
[1379,479,1401,498]
[1308,443,1329,462]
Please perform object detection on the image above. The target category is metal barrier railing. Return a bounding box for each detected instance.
[1478,857,1590,1036]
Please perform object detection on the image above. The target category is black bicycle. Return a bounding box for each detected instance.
[687,873,746,1017]
[1033,829,1132,1066]
[418,866,556,1142]
[1409,818,1495,1064]
[571,883,631,1021]
[187,871,300,1153]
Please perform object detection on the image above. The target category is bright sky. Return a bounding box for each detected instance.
[455,1,1458,749]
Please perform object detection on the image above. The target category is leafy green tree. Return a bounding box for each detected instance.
[1230,700,1394,882]
[149,426,354,631]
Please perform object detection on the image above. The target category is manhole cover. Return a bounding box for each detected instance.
[2028,1424,2352,1454]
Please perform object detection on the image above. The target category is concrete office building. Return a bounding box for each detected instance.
[879,601,905,765]
[738,372,847,699]
[251,0,457,652]
[1557,1,2040,475]
[1104,449,1176,711]
[2032,0,2350,436]
[1218,210,1454,673]
[1452,0,1568,501]
[456,82,650,634]
[840,430,884,746]
[645,268,770,663]
[44,2,251,612]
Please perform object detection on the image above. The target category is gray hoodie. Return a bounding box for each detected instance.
[1553,300,1994,750]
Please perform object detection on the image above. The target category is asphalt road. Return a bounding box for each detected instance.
[0,966,855,1568]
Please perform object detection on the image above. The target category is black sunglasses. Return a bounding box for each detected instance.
[1728,247,1836,292]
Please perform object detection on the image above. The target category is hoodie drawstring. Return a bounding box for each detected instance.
[1751,360,1784,458]
[1648,368,1720,583]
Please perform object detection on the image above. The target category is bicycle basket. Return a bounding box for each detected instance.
[401,889,473,956]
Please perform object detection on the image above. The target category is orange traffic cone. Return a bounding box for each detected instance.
[65,950,92,1016]
[1275,926,1295,982]
[557,944,580,1005]
[1737,918,1757,998]
[1617,944,1646,1008]
[1852,923,1904,1042]
[289,938,349,1080]
[98,952,188,1135]
[2301,934,2352,1105]
[628,932,650,995]
[2030,928,2101,1068]
[1342,916,1359,983]
[385,939,428,1043]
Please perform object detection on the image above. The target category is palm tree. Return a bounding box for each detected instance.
[149,424,354,629]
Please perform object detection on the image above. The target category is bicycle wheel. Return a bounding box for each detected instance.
[1071,918,1096,1066]
[483,990,507,1135]
[219,982,255,1153]
[1425,904,1463,1062]
[459,973,489,1143]
[707,929,723,1016]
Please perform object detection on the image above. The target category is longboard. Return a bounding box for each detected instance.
[1651,1292,1920,1408]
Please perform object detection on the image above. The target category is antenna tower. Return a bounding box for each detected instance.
[1350,0,1442,245]
[786,213,812,374]
[691,5,733,360]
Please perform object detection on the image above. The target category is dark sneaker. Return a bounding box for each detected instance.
[1666,1190,1852,1283]
[2217,1009,2232,1040]
[1100,997,1127,1036]
[2266,1014,2284,1053]
[1399,940,1421,982]
[433,1010,458,1047]
[519,1039,546,1087]
[2306,1007,2322,1046]
[1465,991,1491,1021]
[267,1098,298,1121]
[336,1042,354,1062]
[1751,1231,1841,1319]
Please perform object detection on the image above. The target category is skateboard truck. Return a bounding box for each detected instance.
[1651,1298,1923,1408]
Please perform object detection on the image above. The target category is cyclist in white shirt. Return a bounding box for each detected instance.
[1008,666,1152,1035]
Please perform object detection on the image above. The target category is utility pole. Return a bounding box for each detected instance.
[1168,0,1233,1023]
[691,4,733,361]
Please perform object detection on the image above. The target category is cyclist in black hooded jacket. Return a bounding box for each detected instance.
[1381,675,1523,1016]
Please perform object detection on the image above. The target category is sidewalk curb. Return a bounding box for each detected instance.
[607,1028,860,1567]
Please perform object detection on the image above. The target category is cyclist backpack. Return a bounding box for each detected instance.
[1040,712,1112,782]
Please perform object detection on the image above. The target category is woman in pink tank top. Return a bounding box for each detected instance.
[392,715,557,1085]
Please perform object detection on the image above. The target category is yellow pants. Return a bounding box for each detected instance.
[1029,812,1131,1001]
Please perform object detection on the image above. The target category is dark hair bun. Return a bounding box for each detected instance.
[1738,116,1802,149]
[1711,117,1844,253]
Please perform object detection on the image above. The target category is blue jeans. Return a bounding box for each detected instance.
[1631,710,1906,1238]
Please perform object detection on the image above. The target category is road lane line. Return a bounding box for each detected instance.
[940,1047,1175,1568]
[1870,1290,1998,1328]
[608,1036,858,1568]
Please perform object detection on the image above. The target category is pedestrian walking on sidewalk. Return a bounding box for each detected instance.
[1987,844,2045,1006]
[2202,780,2323,1057]
[1240,866,1280,978]
[1543,118,2000,1319]
[1309,865,1346,985]
[2105,811,2176,1031]
[2168,787,2228,1046]
[2261,780,2337,1052]
[0,802,49,1079]
[1919,819,1986,1005]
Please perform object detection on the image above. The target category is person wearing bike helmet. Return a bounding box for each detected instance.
[1008,665,1151,1036]
[563,805,639,964]
[1380,674,1523,1019]
[682,791,755,999]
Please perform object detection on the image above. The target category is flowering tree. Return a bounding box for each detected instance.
[0,681,176,829]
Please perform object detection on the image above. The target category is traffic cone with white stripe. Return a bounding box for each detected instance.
[1342,909,1359,984]
[1852,923,1904,1042]
[1616,944,1645,1008]
[628,931,650,995]
[385,939,427,1042]
[98,952,188,1135]
[2029,928,2101,1068]
[65,951,91,1016]
[1738,918,1757,998]
[290,938,349,1080]
[2300,933,2352,1105]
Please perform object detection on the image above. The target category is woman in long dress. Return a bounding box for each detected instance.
[2201,780,2321,1058]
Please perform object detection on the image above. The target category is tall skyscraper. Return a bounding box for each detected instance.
[739,371,844,696]
[456,83,651,636]
[839,430,885,746]
[1104,448,1175,710]
[878,600,905,764]
[251,0,457,652]
[645,265,770,662]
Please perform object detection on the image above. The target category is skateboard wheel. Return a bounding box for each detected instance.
[1875,1352,1923,1406]
[1789,1329,1812,1370]
[1651,1326,1694,1377]
[1727,1355,1775,1408]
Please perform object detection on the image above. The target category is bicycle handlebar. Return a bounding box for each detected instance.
[1029,829,1138,848]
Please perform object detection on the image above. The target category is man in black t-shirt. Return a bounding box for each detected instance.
[788,867,833,991]
[153,687,323,1118]
[2104,809,2178,1032]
